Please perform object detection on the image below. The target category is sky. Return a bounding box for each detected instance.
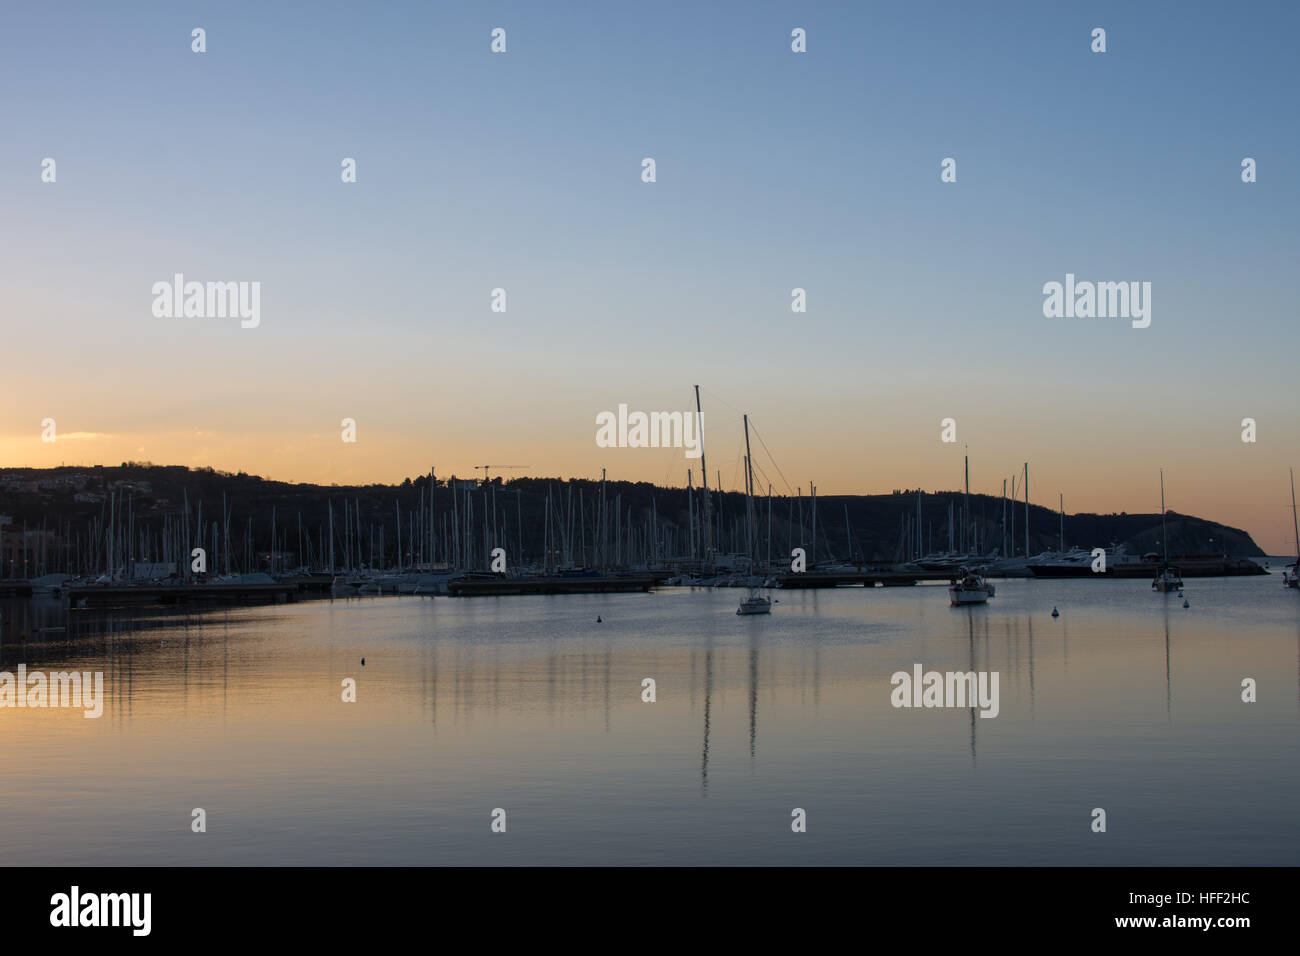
[1,1,1298,551]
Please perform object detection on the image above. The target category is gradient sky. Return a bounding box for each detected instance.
[2,1,1298,550]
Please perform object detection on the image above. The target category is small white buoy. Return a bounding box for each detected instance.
[1051,607,1059,618]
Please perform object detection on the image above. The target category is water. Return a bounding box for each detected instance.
[2,576,1297,865]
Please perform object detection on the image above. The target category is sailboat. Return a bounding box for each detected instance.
[737,413,772,616]
[948,566,995,605]
[1151,470,1183,592]
[1283,469,1300,589]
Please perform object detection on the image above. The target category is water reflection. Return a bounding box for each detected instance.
[1163,603,1173,722]
[1,581,1297,866]
[700,634,713,796]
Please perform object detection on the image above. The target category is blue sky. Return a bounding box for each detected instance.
[2,1,1298,548]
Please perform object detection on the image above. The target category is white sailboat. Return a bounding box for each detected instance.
[1284,469,1300,589]
[737,413,772,616]
[1152,470,1183,592]
[948,567,995,605]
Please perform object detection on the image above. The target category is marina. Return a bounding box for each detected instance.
[0,425,1276,610]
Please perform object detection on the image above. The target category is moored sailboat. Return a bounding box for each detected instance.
[736,413,772,616]
[1152,471,1183,592]
[1283,469,1300,589]
[948,567,995,606]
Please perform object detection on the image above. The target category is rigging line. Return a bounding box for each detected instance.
[747,420,795,497]
[751,460,778,495]
[718,452,748,495]
[700,386,744,417]
[659,442,682,489]
[695,390,746,454]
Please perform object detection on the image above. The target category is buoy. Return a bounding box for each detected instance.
[1051,607,1059,618]
[596,616,602,623]
[1182,599,1189,608]
[361,657,366,666]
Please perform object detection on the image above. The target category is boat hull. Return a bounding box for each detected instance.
[948,587,992,606]
[1152,568,1183,592]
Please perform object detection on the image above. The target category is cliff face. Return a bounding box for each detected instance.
[0,465,1266,568]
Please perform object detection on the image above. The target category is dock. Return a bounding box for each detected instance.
[775,569,949,589]
[67,581,299,608]
[448,574,659,597]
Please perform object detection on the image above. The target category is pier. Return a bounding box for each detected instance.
[67,581,299,608]
[774,569,950,589]
[448,574,659,597]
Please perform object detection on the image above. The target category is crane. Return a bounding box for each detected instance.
[473,464,529,484]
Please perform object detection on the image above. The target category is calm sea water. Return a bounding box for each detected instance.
[2,574,1297,866]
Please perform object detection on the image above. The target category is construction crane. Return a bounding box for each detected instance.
[473,464,529,484]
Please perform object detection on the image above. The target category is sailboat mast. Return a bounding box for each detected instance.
[743,414,755,567]
[844,503,851,564]
[767,484,772,570]
[810,482,817,567]
[695,385,712,564]
[1160,469,1168,564]
[1001,479,1007,557]
[964,450,969,554]
[1009,475,1016,556]
[1291,468,1299,561]
[1023,462,1029,558]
